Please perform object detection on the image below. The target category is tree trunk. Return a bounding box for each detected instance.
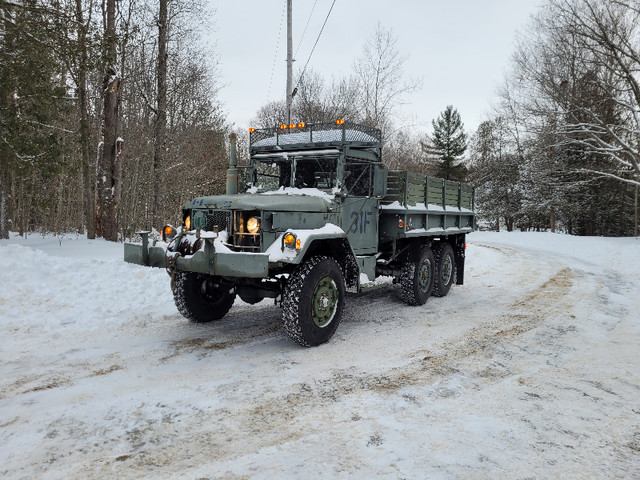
[550,206,556,233]
[152,0,168,230]
[97,0,122,241]
[0,0,10,239]
[0,170,7,239]
[635,183,638,238]
[75,0,96,239]
[506,216,514,232]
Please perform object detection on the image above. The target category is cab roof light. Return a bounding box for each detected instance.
[336,119,345,125]
[279,124,288,130]
[248,127,255,133]
[297,122,306,128]
[289,123,296,129]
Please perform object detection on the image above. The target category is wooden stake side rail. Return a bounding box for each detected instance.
[379,171,475,239]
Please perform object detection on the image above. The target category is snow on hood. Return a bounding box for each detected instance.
[255,186,338,202]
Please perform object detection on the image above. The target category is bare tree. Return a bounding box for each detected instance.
[352,23,422,138]
[253,100,288,128]
[515,0,640,188]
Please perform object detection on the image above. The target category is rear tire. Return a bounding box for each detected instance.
[282,256,345,347]
[432,243,456,297]
[400,246,435,306]
[173,272,236,323]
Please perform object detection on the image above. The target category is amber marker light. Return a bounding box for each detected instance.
[336,119,345,125]
[296,238,302,250]
[248,127,255,133]
[289,123,296,129]
[162,225,176,242]
[297,122,306,128]
[284,233,297,249]
[398,219,404,228]
[280,124,288,130]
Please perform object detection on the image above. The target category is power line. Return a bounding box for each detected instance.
[266,0,287,102]
[294,0,319,59]
[295,0,337,90]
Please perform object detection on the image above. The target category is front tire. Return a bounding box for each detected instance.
[282,256,346,347]
[173,272,236,323]
[400,246,435,306]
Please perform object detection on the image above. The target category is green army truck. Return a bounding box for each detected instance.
[125,121,475,346]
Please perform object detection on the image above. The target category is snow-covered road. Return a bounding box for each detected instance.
[1,232,639,479]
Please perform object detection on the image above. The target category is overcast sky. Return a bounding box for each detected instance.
[208,0,543,135]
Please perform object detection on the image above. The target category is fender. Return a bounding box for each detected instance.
[265,223,347,265]
[264,223,360,289]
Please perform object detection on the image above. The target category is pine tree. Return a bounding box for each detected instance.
[423,105,468,181]
[0,0,71,236]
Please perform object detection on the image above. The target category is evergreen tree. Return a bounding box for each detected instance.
[468,118,521,231]
[423,105,468,181]
[0,0,71,236]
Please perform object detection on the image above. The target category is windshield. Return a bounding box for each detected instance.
[254,159,290,191]
[252,155,338,192]
[294,157,337,189]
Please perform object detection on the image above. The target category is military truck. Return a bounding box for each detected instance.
[125,121,475,346]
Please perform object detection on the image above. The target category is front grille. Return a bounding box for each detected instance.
[206,211,231,232]
[232,210,261,252]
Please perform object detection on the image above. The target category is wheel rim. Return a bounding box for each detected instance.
[312,277,338,328]
[441,254,453,285]
[200,278,224,303]
[418,260,432,292]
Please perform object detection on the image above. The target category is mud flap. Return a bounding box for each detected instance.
[454,234,466,285]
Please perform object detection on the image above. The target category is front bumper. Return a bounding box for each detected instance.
[124,232,269,278]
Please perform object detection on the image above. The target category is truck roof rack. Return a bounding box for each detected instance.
[250,121,382,152]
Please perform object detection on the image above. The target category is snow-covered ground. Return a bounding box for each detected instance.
[1,231,639,479]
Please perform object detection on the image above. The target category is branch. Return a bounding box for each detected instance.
[576,167,640,187]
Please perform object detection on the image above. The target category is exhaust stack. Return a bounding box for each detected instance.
[226,133,239,195]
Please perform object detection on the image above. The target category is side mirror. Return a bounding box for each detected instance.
[372,163,388,198]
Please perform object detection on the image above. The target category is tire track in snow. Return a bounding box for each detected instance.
[89,256,581,477]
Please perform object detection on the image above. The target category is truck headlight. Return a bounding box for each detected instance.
[246,217,260,234]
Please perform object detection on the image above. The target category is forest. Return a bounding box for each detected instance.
[1,0,639,240]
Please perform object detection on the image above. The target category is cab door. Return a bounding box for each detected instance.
[341,159,379,255]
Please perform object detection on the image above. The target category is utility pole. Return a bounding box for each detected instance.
[286,0,293,125]
[635,183,638,237]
